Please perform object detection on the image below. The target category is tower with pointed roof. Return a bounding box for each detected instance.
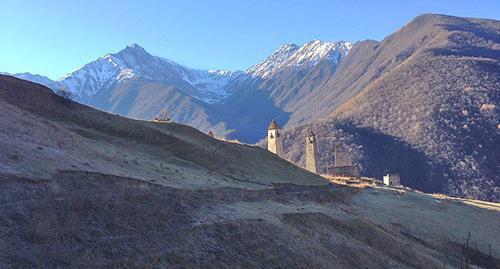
[267,120,282,156]
[305,130,317,173]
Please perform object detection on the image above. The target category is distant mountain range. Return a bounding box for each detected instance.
[8,40,352,103]
[3,14,499,201]
[4,39,352,142]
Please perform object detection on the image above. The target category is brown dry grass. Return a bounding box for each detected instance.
[1,75,499,268]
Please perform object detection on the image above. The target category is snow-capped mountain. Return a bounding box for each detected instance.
[247,40,352,78]
[58,44,241,103]
[8,40,351,103]
[6,39,353,142]
[4,40,353,142]
[1,72,60,90]
[246,44,299,78]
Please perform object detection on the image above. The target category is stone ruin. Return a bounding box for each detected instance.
[383,173,401,186]
[329,144,360,177]
[334,144,351,167]
[154,110,170,123]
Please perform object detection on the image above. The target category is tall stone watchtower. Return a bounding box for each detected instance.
[305,130,318,173]
[267,120,282,156]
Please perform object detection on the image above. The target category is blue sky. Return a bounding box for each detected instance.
[1,0,499,79]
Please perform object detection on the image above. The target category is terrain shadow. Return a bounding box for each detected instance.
[283,121,446,194]
[207,82,291,143]
[339,123,445,193]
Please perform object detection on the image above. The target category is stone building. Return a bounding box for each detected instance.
[383,174,401,186]
[334,144,351,167]
[330,144,360,177]
[305,130,317,173]
[267,120,282,156]
[154,110,170,123]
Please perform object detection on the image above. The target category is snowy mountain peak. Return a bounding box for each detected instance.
[245,44,299,78]
[11,40,353,103]
[247,40,352,78]
[118,43,151,58]
[277,43,300,52]
[126,43,144,50]
[54,44,243,103]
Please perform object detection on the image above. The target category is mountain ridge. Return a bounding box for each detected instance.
[280,13,500,201]
[5,39,353,142]
[9,40,350,105]
[3,13,499,201]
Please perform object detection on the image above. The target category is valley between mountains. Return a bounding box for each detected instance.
[4,14,499,201]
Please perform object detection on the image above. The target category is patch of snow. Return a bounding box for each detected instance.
[247,40,352,78]
[182,69,243,103]
[246,44,300,78]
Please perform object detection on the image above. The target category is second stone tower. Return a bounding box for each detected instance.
[305,129,318,173]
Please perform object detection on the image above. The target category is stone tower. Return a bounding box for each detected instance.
[305,130,318,173]
[267,120,282,156]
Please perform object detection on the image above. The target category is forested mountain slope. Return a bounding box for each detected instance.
[281,14,499,201]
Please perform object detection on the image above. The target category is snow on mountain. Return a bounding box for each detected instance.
[246,44,300,78]
[2,72,61,90]
[59,44,178,99]
[59,54,130,98]
[7,40,351,103]
[247,40,352,78]
[182,69,243,103]
[58,44,239,103]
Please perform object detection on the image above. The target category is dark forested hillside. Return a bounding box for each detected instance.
[281,14,499,201]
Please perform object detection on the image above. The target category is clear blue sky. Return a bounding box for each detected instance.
[1,0,499,79]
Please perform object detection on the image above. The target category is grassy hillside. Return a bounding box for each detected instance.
[0,75,323,190]
[0,75,499,268]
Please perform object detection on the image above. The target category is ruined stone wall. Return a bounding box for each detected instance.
[329,165,361,177]
[383,174,401,186]
[334,144,352,167]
